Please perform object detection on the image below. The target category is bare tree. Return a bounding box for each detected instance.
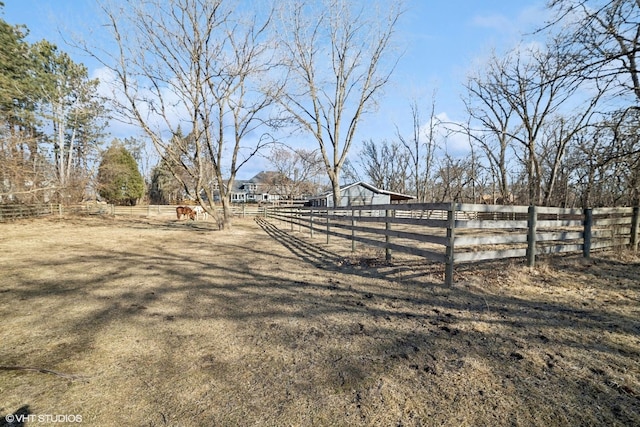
[466,41,602,205]
[538,114,591,206]
[339,158,362,186]
[568,109,640,206]
[275,0,403,206]
[546,0,640,205]
[86,0,277,228]
[396,96,439,202]
[267,146,325,200]
[463,54,518,204]
[359,138,410,193]
[433,153,478,203]
[548,0,640,101]
[0,131,53,203]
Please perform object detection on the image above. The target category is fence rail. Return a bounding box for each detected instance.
[0,204,56,220]
[0,203,267,222]
[109,204,266,218]
[267,203,640,286]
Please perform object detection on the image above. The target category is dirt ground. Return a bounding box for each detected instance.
[0,214,639,426]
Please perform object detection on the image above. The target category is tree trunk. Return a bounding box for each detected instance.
[331,176,341,207]
[219,197,233,230]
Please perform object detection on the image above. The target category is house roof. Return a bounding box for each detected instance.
[311,181,415,201]
[248,171,286,183]
[231,171,290,192]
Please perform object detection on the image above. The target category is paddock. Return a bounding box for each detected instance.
[0,215,638,426]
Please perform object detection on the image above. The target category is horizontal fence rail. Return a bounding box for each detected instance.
[109,204,266,218]
[0,202,268,221]
[266,203,640,286]
[0,203,56,220]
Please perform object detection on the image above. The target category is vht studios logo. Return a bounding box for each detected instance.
[4,413,83,424]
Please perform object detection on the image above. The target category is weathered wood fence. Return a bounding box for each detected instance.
[3,202,638,286]
[109,204,264,218]
[266,203,640,286]
[0,203,58,220]
[0,203,265,221]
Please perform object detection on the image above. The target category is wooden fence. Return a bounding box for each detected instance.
[0,203,57,220]
[266,203,640,286]
[0,203,266,221]
[3,202,638,286]
[110,204,265,218]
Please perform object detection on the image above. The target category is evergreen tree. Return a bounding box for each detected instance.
[149,159,186,205]
[0,12,45,203]
[31,40,107,202]
[97,142,144,205]
[0,18,32,129]
[0,4,107,203]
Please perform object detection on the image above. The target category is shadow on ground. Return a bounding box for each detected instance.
[0,216,638,426]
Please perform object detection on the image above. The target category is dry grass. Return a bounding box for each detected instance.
[0,215,639,426]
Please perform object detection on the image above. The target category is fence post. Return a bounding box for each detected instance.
[445,203,456,286]
[291,207,294,231]
[630,206,639,252]
[310,209,314,237]
[583,208,593,258]
[385,209,392,261]
[351,209,356,252]
[326,209,330,244]
[527,205,538,267]
[58,204,63,217]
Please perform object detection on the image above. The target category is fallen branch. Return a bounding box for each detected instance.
[0,365,88,381]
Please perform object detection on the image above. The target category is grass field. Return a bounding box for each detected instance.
[0,215,639,426]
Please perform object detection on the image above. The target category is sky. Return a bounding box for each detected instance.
[2,0,548,180]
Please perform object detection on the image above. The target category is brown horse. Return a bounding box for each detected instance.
[176,206,196,220]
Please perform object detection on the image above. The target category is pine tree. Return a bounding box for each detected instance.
[97,142,144,205]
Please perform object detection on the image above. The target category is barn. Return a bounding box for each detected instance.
[308,182,414,207]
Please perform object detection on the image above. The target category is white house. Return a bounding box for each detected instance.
[230,171,288,203]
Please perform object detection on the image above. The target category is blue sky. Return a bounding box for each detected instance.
[2,0,547,179]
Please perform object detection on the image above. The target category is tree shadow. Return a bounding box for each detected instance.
[0,405,30,427]
[1,216,639,425]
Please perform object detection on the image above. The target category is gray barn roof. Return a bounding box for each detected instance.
[311,181,414,202]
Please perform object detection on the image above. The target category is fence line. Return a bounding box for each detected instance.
[109,204,265,218]
[0,203,267,221]
[0,203,56,220]
[3,202,638,286]
[267,203,640,286]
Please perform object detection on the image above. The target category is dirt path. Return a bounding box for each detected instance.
[0,215,639,426]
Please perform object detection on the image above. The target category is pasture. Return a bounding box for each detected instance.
[0,215,639,426]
